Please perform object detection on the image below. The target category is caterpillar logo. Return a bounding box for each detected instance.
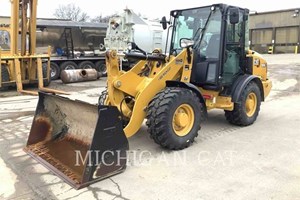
[175,59,183,65]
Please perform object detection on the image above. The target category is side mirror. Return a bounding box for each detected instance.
[229,8,239,24]
[180,38,194,48]
[160,16,168,30]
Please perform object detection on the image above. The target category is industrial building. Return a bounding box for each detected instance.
[249,8,300,54]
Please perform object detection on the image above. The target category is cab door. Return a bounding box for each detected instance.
[222,8,248,85]
[191,8,223,89]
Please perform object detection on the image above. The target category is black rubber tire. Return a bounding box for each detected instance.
[50,62,60,80]
[78,61,95,69]
[146,87,203,150]
[98,89,108,105]
[1,64,10,82]
[42,63,51,87]
[95,61,107,77]
[225,81,261,126]
[42,63,47,78]
[60,61,78,70]
[0,64,10,91]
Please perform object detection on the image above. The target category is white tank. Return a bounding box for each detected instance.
[104,9,169,54]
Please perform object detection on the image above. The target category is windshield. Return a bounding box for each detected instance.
[0,30,10,50]
[171,6,221,53]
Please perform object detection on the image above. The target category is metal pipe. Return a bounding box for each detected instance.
[60,69,101,84]
[125,52,166,62]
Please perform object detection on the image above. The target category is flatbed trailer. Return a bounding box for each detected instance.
[36,19,107,79]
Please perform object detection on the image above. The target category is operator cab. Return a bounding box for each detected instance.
[164,4,249,90]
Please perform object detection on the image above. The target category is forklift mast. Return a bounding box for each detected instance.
[10,0,38,56]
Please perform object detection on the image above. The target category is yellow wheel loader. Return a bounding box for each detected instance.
[25,4,272,189]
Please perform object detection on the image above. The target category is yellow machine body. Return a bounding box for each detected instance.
[25,4,272,189]
[105,48,272,138]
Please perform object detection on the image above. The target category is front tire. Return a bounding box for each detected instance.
[225,81,261,126]
[0,64,10,90]
[146,87,203,150]
[42,63,51,87]
[1,64,9,82]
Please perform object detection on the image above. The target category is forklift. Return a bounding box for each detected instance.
[0,0,65,95]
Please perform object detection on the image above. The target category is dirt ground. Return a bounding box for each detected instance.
[0,53,300,200]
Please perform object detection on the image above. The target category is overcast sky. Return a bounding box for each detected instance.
[0,0,299,19]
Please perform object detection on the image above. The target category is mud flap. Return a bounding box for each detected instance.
[24,92,129,189]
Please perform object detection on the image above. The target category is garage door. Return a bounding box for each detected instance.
[276,27,298,44]
[251,29,273,44]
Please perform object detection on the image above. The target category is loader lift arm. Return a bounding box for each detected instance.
[105,44,196,137]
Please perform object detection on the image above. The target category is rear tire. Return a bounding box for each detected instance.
[50,62,60,80]
[146,87,203,150]
[78,61,95,69]
[95,61,107,77]
[225,81,261,126]
[60,61,78,71]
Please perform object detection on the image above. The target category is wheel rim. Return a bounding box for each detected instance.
[245,92,257,117]
[172,104,194,137]
[99,64,107,74]
[50,68,56,78]
[83,64,93,69]
[65,65,75,70]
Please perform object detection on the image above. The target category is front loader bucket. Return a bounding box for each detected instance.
[24,92,129,189]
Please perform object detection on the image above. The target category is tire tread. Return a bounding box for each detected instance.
[146,87,203,150]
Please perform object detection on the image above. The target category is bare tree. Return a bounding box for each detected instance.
[53,3,89,22]
[91,14,116,23]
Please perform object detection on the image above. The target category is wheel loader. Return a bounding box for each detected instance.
[25,4,272,189]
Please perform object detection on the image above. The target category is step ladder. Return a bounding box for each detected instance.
[63,28,75,58]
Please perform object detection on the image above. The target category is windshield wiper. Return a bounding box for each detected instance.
[193,10,213,49]
[192,27,203,41]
